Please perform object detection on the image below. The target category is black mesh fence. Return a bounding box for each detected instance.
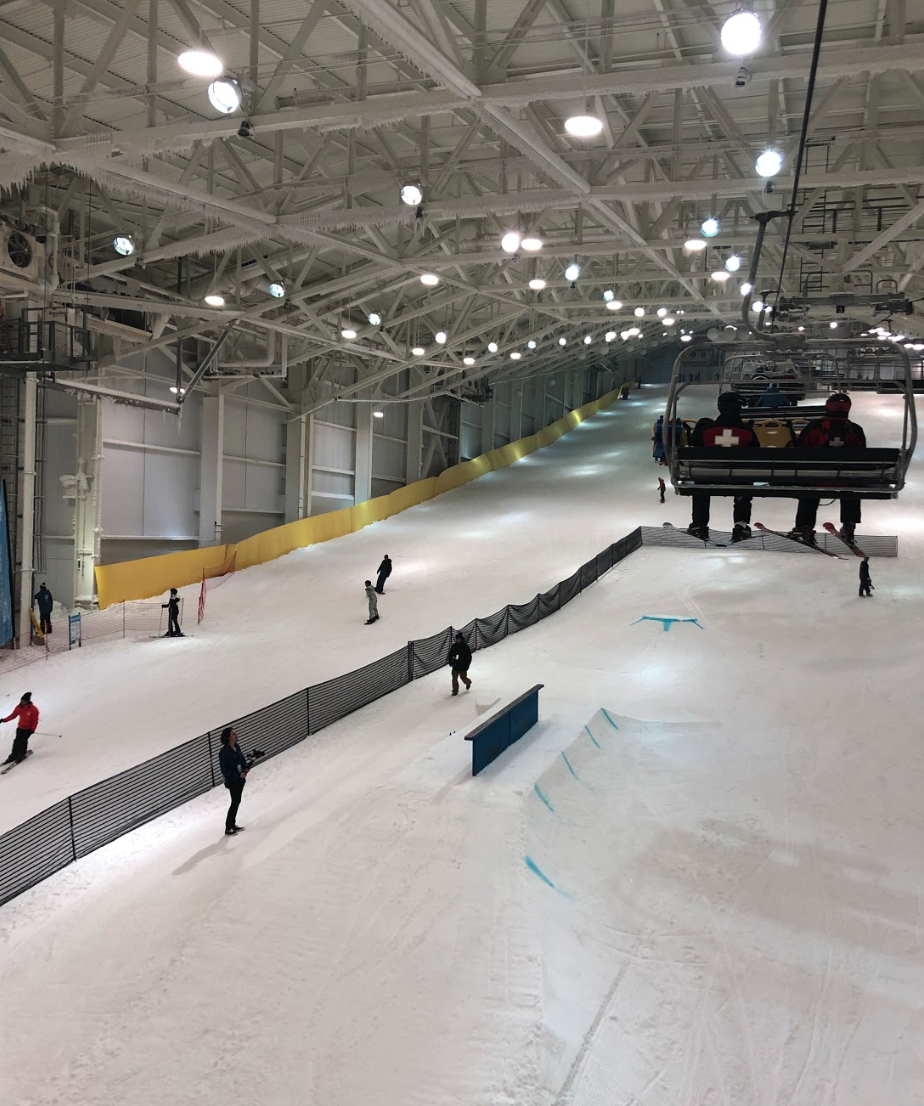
[0,527,645,907]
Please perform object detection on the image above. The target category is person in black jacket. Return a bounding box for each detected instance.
[687,391,760,542]
[447,632,472,695]
[162,588,183,637]
[33,583,53,635]
[375,555,392,594]
[859,558,873,598]
[218,727,248,835]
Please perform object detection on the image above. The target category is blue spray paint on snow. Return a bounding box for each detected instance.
[525,856,557,891]
[561,751,581,782]
[584,724,601,749]
[533,783,554,813]
[601,708,620,731]
[630,615,705,632]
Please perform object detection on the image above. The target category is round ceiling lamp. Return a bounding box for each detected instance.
[204,293,225,307]
[113,235,135,256]
[463,356,476,366]
[178,50,224,78]
[435,331,447,344]
[564,114,604,138]
[411,346,425,356]
[367,312,381,325]
[605,331,616,342]
[711,270,731,283]
[683,238,707,252]
[700,217,720,238]
[634,306,645,317]
[268,281,285,299]
[583,335,592,345]
[681,334,693,342]
[720,10,762,56]
[564,263,581,282]
[520,236,543,251]
[527,339,537,349]
[501,231,521,253]
[725,254,742,272]
[207,78,242,114]
[529,278,546,291]
[558,337,567,347]
[740,281,753,295]
[341,328,357,340]
[400,183,423,206]
[603,290,615,302]
[755,148,783,177]
[487,341,499,353]
[606,299,623,311]
[510,351,522,360]
[420,273,439,286]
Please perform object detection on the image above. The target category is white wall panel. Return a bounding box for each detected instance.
[313,470,354,498]
[310,493,352,516]
[313,422,355,473]
[101,446,144,536]
[144,452,198,535]
[372,435,405,483]
[460,406,481,460]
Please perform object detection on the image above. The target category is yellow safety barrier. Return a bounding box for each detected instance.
[95,386,625,607]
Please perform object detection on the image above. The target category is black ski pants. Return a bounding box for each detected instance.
[168,610,181,636]
[691,493,752,529]
[795,494,862,530]
[225,779,245,831]
[9,727,33,763]
[39,614,52,634]
[375,571,389,594]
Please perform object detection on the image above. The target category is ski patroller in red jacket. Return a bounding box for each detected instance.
[690,413,761,449]
[2,702,39,731]
[796,417,866,449]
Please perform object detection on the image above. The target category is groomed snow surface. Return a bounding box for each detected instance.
[1,387,923,1106]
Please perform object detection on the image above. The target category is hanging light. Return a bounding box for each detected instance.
[564,263,581,282]
[207,78,242,114]
[751,300,765,312]
[501,231,521,253]
[721,10,762,56]
[829,321,838,329]
[701,217,720,238]
[725,254,742,272]
[565,114,604,138]
[605,331,616,342]
[373,411,384,419]
[341,328,357,340]
[683,238,707,253]
[411,346,425,356]
[603,290,615,302]
[435,331,447,344]
[178,50,224,78]
[558,337,567,347]
[488,341,499,353]
[740,281,753,295]
[529,278,546,291]
[657,307,668,318]
[204,293,225,307]
[606,299,623,311]
[620,330,630,340]
[527,339,537,349]
[367,312,381,326]
[583,335,592,345]
[268,281,285,299]
[510,351,522,360]
[400,183,423,206]
[113,235,135,256]
[463,356,475,366]
[634,306,645,317]
[755,148,783,177]
[680,334,693,343]
[711,270,731,283]
[662,316,676,326]
[420,273,439,286]
[169,386,186,395]
[521,236,543,251]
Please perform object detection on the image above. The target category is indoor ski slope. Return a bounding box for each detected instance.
[1,388,922,1106]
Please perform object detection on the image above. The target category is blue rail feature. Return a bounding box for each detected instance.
[465,684,544,776]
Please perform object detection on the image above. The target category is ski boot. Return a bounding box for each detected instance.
[731,523,752,543]
[686,525,709,540]
[839,522,856,545]
[789,525,817,546]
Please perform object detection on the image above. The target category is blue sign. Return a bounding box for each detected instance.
[0,482,12,646]
[68,612,82,649]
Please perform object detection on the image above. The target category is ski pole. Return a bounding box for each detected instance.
[35,731,62,738]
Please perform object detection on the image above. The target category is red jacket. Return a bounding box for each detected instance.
[3,702,39,731]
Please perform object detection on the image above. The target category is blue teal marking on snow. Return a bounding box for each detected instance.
[525,856,557,891]
[584,724,601,749]
[533,783,554,813]
[601,708,620,731]
[630,615,705,632]
[561,751,580,782]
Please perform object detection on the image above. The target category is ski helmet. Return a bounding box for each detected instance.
[717,391,744,412]
[826,392,851,416]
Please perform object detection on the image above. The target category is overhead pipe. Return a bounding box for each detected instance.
[176,322,236,405]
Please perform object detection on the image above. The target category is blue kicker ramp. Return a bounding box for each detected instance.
[465,684,544,776]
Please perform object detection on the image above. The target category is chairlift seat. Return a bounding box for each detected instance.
[673,446,902,499]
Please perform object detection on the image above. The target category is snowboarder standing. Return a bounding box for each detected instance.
[33,583,53,635]
[162,588,183,637]
[652,416,665,465]
[687,392,760,542]
[447,632,472,696]
[2,692,39,765]
[375,555,392,595]
[364,580,379,624]
[218,727,248,836]
[859,558,874,598]
[658,477,666,504]
[790,393,866,545]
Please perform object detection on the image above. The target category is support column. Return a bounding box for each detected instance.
[510,384,523,442]
[537,376,547,428]
[354,403,373,504]
[406,399,423,483]
[73,397,102,609]
[199,394,225,546]
[480,395,495,454]
[17,376,36,640]
[284,413,313,522]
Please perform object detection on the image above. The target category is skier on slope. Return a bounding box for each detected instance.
[652,416,665,465]
[2,692,39,766]
[754,382,793,408]
[33,583,54,635]
[364,580,379,624]
[859,558,874,598]
[375,555,392,595]
[162,588,184,637]
[790,393,866,546]
[447,632,472,696]
[658,477,666,504]
[687,392,760,542]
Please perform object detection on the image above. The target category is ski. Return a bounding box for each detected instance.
[822,522,867,558]
[1,750,33,775]
[754,522,842,558]
[662,521,728,548]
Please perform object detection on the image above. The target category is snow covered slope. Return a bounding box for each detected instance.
[0,388,922,1106]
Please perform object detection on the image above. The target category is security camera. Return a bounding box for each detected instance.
[570,281,577,290]
[237,119,255,138]
[735,66,751,88]
[764,181,774,195]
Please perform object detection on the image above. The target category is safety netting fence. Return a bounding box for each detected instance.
[0,529,642,908]
[198,551,237,624]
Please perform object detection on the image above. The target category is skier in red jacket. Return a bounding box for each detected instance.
[2,692,39,765]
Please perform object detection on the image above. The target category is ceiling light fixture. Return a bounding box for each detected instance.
[501,231,521,253]
[564,263,581,282]
[683,238,707,252]
[663,316,676,326]
[373,411,384,419]
[412,346,425,356]
[463,356,475,366]
[634,306,645,317]
[207,78,242,114]
[268,282,285,299]
[603,290,615,302]
[755,148,783,177]
[657,307,668,318]
[752,300,765,312]
[169,386,186,395]
[367,312,381,326]
[740,282,753,295]
[488,341,499,353]
[178,49,224,78]
[204,293,225,307]
[113,235,135,256]
[529,278,546,291]
[721,10,762,56]
[420,273,439,286]
[435,331,447,344]
[527,339,537,349]
[725,254,742,272]
[400,183,423,206]
[510,351,522,360]
[605,331,616,342]
[829,321,838,328]
[701,217,720,238]
[583,335,592,345]
[606,299,623,311]
[341,328,357,340]
[521,236,543,251]
[558,337,567,347]
[681,334,693,343]
[564,114,604,138]
[711,270,731,283]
